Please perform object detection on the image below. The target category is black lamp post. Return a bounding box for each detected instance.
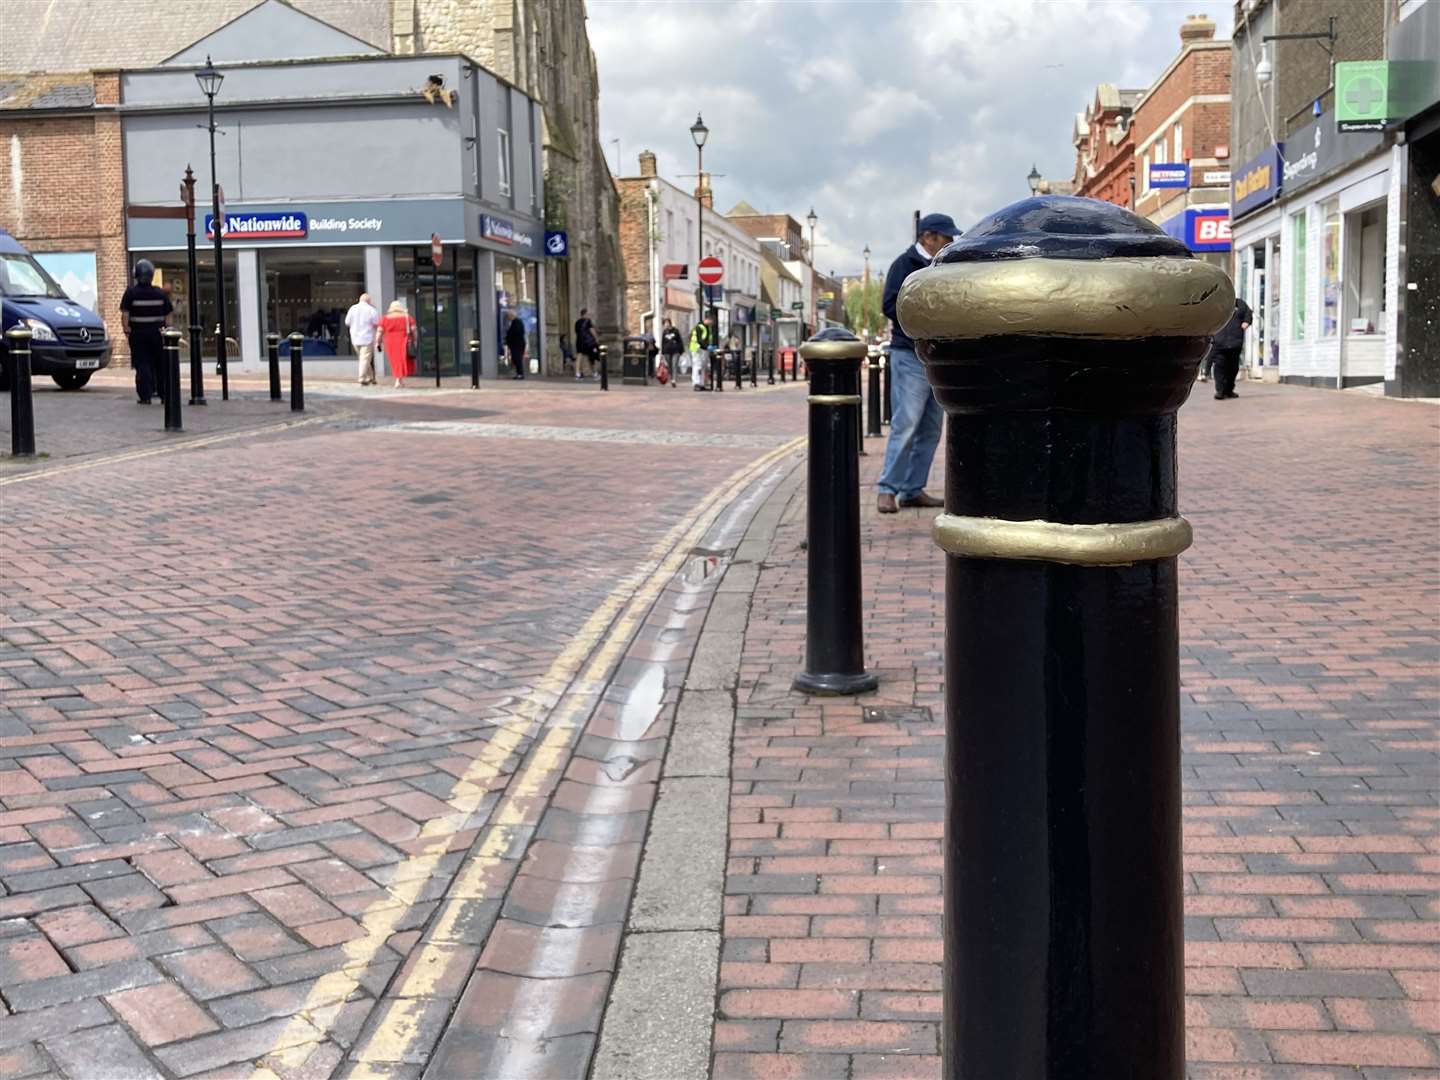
[1027,163,1043,196]
[689,113,715,367]
[196,55,229,401]
[862,243,872,338]
[806,207,818,330]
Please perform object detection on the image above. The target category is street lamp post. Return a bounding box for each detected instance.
[195,55,228,401]
[806,207,818,332]
[862,243,871,338]
[690,113,715,384]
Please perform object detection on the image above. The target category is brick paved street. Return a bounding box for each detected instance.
[720,383,1439,1080]
[2,376,1437,1079]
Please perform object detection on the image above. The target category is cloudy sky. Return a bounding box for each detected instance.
[590,0,1234,277]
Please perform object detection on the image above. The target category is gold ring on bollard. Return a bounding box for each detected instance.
[807,394,863,405]
[932,513,1193,565]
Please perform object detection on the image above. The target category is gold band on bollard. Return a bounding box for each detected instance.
[808,394,863,405]
[932,513,1193,565]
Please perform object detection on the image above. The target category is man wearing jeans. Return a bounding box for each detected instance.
[876,213,960,513]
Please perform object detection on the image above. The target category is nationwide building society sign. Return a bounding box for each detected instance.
[205,211,309,239]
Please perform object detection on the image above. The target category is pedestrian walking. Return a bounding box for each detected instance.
[119,259,172,405]
[661,318,684,386]
[689,318,713,391]
[344,292,380,385]
[1209,296,1252,401]
[560,333,576,374]
[876,212,960,514]
[574,308,598,379]
[376,300,417,389]
[505,310,528,380]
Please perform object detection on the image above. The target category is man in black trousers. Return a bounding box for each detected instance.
[505,310,528,379]
[1209,296,1252,400]
[119,259,172,404]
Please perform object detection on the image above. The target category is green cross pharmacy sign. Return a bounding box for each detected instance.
[1336,61,1391,132]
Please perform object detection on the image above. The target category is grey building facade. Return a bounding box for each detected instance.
[123,3,547,379]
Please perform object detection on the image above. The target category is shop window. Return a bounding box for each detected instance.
[498,129,512,197]
[494,254,538,374]
[1348,204,1386,334]
[1291,210,1307,341]
[1320,199,1340,338]
[262,249,365,357]
[144,250,238,360]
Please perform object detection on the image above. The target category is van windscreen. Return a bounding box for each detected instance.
[0,254,67,299]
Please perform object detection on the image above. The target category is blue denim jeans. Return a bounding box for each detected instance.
[877,346,943,499]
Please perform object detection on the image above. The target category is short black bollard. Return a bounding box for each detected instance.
[866,356,882,437]
[6,327,36,457]
[793,327,878,696]
[470,338,481,389]
[288,332,305,412]
[750,349,758,387]
[188,321,206,406]
[711,349,723,393]
[734,349,743,391]
[897,196,1233,1079]
[267,332,282,401]
[882,353,892,426]
[598,344,609,391]
[767,347,775,385]
[162,328,183,432]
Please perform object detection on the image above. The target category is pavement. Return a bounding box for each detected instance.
[1,372,1436,1079]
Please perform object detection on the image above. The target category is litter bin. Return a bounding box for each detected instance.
[622,336,649,386]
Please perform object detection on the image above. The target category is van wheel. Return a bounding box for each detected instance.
[53,372,92,390]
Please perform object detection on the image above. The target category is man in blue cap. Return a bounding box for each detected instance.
[876,212,960,513]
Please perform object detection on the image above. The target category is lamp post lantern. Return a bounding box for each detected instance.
[1027,163,1042,195]
[806,207,818,331]
[196,55,229,401]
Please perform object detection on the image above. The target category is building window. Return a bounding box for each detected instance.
[1154,138,1166,165]
[1142,152,1150,193]
[1320,199,1340,337]
[1348,204,1386,333]
[1173,123,1182,164]
[498,129,512,196]
[1291,209,1307,341]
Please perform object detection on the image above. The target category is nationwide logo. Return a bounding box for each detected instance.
[204,212,308,239]
[481,214,514,245]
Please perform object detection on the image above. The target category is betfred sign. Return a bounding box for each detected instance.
[1148,163,1190,189]
[1163,208,1231,253]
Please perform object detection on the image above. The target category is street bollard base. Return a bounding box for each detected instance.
[792,670,879,696]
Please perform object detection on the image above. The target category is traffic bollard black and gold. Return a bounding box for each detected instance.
[735,349,743,391]
[6,326,36,457]
[711,349,723,393]
[881,353,892,426]
[793,327,878,696]
[750,349,758,387]
[896,196,1233,1079]
[267,332,282,401]
[288,332,305,412]
[867,356,883,438]
[598,344,609,391]
[470,339,481,389]
[767,346,775,386]
[162,328,183,432]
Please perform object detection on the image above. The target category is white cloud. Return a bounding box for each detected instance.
[591,0,1234,279]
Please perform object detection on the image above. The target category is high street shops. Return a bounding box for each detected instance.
[118,5,549,381]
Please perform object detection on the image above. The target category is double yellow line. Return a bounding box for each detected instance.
[252,434,805,1077]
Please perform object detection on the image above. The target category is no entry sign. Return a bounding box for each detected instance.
[698,256,724,286]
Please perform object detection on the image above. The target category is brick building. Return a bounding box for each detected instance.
[1132,14,1232,268]
[1071,83,1143,206]
[0,72,129,353]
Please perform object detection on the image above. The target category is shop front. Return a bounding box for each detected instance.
[1230,145,1285,378]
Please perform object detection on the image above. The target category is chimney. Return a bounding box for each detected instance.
[1179,14,1215,44]
[695,172,714,210]
[638,149,657,177]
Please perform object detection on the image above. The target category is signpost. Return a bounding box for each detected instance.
[698,256,724,286]
[430,233,442,388]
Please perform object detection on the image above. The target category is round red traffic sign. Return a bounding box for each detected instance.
[431,232,443,267]
[698,256,724,286]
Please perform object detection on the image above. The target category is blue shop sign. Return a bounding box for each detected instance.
[1161,208,1231,253]
[1231,145,1284,217]
[481,214,515,245]
[1148,163,1190,189]
[544,230,568,257]
[204,211,308,239]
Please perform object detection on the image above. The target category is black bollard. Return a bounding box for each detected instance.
[793,328,878,696]
[750,348,758,387]
[882,353,892,426]
[866,356,883,437]
[767,346,775,386]
[288,332,305,412]
[267,332,281,401]
[712,349,723,393]
[5,327,36,457]
[897,196,1233,1079]
[470,338,480,389]
[735,349,743,391]
[598,344,609,391]
[857,381,866,456]
[162,328,183,432]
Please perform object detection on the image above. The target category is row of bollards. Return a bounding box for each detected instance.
[793,197,1235,1079]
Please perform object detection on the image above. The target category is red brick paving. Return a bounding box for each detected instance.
[1,379,806,1077]
[725,383,1440,1078]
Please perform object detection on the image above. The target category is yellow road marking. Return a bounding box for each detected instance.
[0,414,331,486]
[257,435,805,1074]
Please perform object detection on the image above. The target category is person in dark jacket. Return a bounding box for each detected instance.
[660,318,684,386]
[574,308,598,379]
[1209,297,1252,400]
[876,213,960,514]
[505,311,528,379]
[119,259,173,405]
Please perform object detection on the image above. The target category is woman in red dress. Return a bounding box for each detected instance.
[377,301,417,388]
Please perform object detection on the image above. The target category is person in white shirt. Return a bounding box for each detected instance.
[344,293,381,385]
